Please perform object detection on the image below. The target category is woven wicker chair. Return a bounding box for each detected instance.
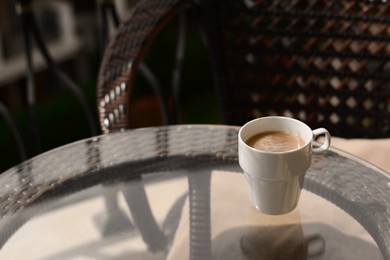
[98,0,390,139]
[96,0,390,257]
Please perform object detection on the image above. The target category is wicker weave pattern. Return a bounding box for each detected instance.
[0,126,388,258]
[209,0,390,138]
[97,0,190,134]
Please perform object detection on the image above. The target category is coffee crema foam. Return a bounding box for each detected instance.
[246,131,305,152]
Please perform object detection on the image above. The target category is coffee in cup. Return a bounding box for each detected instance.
[246,131,306,153]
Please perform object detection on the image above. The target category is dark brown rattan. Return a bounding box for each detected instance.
[97,0,390,137]
[202,0,390,138]
[97,0,191,134]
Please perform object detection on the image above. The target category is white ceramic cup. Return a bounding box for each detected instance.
[238,116,331,215]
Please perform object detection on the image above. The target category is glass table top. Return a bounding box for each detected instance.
[0,125,388,259]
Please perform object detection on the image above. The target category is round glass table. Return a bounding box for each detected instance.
[0,125,388,259]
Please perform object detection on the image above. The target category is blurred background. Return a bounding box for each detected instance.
[0,0,219,172]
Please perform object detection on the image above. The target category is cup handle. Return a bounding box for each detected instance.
[312,128,331,154]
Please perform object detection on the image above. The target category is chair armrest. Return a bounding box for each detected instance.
[97,0,191,133]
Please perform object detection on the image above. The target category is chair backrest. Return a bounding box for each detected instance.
[97,0,390,138]
[200,0,390,138]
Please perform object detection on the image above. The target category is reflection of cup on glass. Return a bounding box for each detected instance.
[238,116,331,215]
[239,225,326,259]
